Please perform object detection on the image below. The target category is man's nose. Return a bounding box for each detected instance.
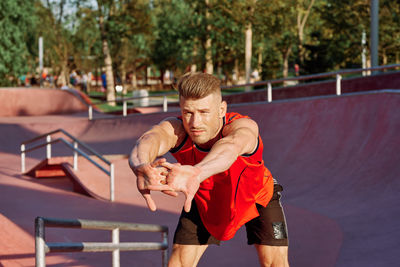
[191,113,201,127]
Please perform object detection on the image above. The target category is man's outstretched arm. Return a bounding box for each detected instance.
[195,117,259,180]
[160,118,259,212]
[129,118,183,211]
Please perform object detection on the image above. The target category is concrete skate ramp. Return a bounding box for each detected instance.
[0,90,399,266]
[0,88,88,116]
[228,91,400,267]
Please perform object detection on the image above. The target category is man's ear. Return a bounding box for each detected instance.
[219,101,227,118]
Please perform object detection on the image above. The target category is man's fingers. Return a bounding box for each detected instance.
[183,192,195,212]
[147,184,174,191]
[141,190,157,211]
[160,161,175,170]
[162,190,179,197]
[151,158,166,167]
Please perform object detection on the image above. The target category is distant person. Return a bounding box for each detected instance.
[129,72,289,266]
[19,74,26,86]
[81,72,88,94]
[70,70,77,86]
[101,71,107,92]
[30,75,38,86]
[251,69,260,81]
[294,64,300,76]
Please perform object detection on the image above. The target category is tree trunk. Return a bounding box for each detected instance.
[205,0,213,74]
[258,46,263,73]
[283,46,292,85]
[121,67,127,95]
[233,59,239,84]
[245,22,252,91]
[297,0,315,66]
[57,61,69,88]
[245,0,255,91]
[121,38,128,95]
[102,38,115,106]
[131,67,138,90]
[191,40,198,73]
[382,49,387,66]
[99,15,115,106]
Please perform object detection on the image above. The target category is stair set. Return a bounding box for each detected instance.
[21,129,115,202]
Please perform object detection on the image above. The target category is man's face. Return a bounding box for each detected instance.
[180,93,226,146]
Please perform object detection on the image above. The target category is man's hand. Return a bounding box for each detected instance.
[153,162,201,212]
[132,158,175,211]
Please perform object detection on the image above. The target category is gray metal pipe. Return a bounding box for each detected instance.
[370,0,379,68]
[35,217,46,267]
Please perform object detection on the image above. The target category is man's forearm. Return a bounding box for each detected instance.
[193,126,257,182]
[194,141,240,182]
[129,134,163,170]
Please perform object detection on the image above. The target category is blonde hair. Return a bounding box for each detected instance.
[177,72,221,99]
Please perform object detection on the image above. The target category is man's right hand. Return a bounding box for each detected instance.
[132,158,175,211]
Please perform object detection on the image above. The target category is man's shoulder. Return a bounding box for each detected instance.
[225,112,249,123]
[160,117,187,146]
[223,112,259,137]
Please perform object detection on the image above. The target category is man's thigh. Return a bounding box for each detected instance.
[173,200,220,245]
[245,184,289,246]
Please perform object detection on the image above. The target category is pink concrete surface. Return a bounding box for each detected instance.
[0,88,88,116]
[0,88,399,266]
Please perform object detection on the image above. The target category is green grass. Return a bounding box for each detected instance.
[88,86,250,113]
[94,102,123,112]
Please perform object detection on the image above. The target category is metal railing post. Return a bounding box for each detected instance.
[163,96,168,112]
[46,135,51,159]
[110,163,115,202]
[73,142,78,171]
[336,74,342,95]
[34,217,168,266]
[162,231,168,267]
[35,217,46,267]
[88,106,93,120]
[21,144,25,173]
[112,228,120,267]
[123,100,127,117]
[267,82,272,103]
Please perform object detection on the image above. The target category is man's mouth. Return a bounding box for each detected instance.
[191,129,204,136]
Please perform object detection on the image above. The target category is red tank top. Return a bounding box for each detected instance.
[171,112,274,241]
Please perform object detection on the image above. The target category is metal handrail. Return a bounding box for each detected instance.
[222,63,400,102]
[22,129,111,165]
[87,64,400,119]
[35,217,169,267]
[223,63,400,89]
[21,129,115,201]
[88,92,178,120]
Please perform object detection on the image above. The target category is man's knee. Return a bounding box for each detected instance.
[168,244,208,267]
[255,245,289,267]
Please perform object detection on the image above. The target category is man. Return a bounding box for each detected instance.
[129,72,289,266]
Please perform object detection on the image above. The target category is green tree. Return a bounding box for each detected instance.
[312,0,369,71]
[34,0,75,87]
[107,0,153,92]
[0,0,36,86]
[151,0,196,79]
[380,0,400,65]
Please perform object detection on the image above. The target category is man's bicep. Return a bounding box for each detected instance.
[150,118,184,155]
[222,118,259,155]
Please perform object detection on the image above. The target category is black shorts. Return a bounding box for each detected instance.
[173,184,288,246]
